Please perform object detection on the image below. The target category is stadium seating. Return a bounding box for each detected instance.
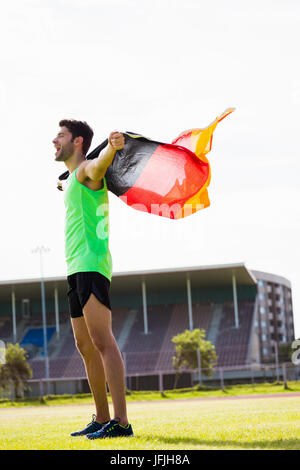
[193,301,214,332]
[111,307,131,339]
[121,304,173,373]
[57,329,78,357]
[0,317,12,340]
[21,327,56,349]
[214,299,254,366]
[21,298,255,380]
[122,304,173,353]
[155,301,214,371]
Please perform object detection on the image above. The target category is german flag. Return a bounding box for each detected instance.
[58,108,235,219]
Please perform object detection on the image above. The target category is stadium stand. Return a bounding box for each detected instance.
[193,301,214,332]
[0,264,295,394]
[214,299,255,366]
[56,326,78,357]
[2,298,256,379]
[21,327,56,349]
[1,298,255,378]
[121,305,170,353]
[0,317,12,340]
[155,303,190,370]
[122,304,173,373]
[155,301,214,371]
[111,307,131,339]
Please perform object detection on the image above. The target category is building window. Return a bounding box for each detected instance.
[260,306,266,315]
[258,280,264,287]
[262,334,267,342]
[263,348,268,355]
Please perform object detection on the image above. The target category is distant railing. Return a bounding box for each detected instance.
[26,359,300,396]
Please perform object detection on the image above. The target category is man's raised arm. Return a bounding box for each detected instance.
[81,131,125,182]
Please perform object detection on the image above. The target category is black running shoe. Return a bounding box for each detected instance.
[86,419,134,440]
[70,414,109,436]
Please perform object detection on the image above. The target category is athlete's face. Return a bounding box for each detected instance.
[53,126,75,161]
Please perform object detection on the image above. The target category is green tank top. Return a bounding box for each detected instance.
[64,168,112,280]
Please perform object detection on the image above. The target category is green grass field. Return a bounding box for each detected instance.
[1,387,300,450]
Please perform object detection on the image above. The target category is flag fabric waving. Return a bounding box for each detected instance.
[58,108,235,219]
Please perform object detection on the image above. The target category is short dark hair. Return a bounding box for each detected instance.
[59,119,94,155]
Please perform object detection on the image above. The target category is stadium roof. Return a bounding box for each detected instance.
[110,263,257,294]
[0,263,257,301]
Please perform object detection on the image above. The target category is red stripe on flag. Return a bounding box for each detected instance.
[120,144,209,218]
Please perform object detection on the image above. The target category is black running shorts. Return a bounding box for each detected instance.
[67,272,111,318]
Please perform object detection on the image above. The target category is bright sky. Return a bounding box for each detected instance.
[0,0,299,337]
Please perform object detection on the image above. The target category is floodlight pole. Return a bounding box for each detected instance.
[54,287,60,340]
[141,279,149,335]
[232,271,239,329]
[11,288,17,344]
[32,246,50,388]
[186,274,193,331]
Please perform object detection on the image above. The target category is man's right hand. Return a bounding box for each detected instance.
[108,131,125,151]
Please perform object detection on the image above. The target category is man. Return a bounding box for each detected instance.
[53,119,133,439]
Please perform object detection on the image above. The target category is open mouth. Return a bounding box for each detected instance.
[55,146,61,156]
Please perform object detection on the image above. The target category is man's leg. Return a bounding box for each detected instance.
[82,294,128,426]
[71,316,110,424]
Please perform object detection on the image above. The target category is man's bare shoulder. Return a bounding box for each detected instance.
[76,161,104,190]
[76,160,89,182]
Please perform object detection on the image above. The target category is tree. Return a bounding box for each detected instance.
[0,361,10,396]
[0,343,32,398]
[278,342,293,363]
[172,329,217,388]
